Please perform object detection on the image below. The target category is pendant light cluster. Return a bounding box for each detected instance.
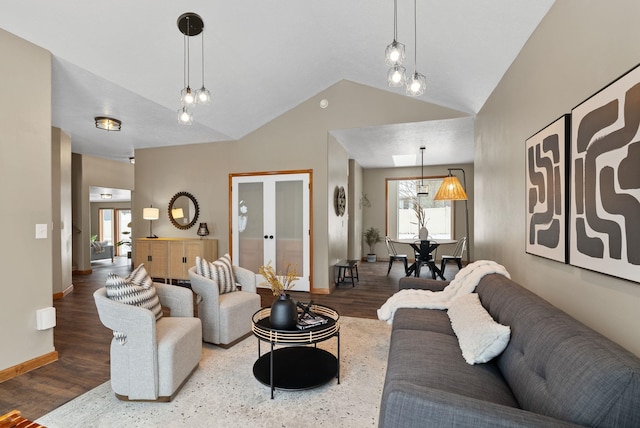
[177,12,211,126]
[385,0,426,97]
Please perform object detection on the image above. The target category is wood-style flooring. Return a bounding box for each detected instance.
[0,257,460,421]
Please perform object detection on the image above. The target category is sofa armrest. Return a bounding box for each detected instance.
[233,265,257,293]
[380,381,581,428]
[94,288,157,336]
[154,282,194,317]
[188,266,221,309]
[399,277,450,292]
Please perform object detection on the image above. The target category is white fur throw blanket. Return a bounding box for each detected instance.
[377,260,510,324]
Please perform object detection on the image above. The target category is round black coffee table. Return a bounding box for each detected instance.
[251,304,340,399]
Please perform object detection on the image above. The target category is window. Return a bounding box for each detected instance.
[386,177,452,240]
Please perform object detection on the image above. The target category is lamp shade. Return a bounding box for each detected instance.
[143,207,160,220]
[434,176,468,201]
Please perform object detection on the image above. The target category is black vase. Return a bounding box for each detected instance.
[270,294,298,330]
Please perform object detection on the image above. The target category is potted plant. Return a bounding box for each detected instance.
[364,227,382,262]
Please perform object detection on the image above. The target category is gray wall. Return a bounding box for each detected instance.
[0,29,54,371]
[475,0,640,356]
[134,80,467,292]
[52,128,72,295]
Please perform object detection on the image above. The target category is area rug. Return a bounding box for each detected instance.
[36,316,391,428]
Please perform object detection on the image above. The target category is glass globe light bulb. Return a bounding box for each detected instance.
[196,86,211,105]
[387,65,406,88]
[177,107,193,125]
[181,87,196,106]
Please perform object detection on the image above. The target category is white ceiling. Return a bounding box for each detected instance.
[89,187,131,203]
[0,1,554,167]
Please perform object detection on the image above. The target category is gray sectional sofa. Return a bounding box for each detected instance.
[379,274,640,427]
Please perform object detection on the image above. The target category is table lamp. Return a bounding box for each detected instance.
[143,206,160,238]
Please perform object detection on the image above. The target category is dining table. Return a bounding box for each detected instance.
[392,238,457,280]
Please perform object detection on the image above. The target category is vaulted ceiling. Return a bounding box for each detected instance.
[0,1,554,167]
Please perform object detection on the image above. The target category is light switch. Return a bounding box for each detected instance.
[36,223,48,239]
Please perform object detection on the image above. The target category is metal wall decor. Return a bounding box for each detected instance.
[334,186,346,216]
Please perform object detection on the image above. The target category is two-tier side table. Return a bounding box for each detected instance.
[251,304,340,399]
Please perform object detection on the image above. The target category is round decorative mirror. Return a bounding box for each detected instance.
[168,191,200,230]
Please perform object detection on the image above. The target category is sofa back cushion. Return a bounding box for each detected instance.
[477,274,640,428]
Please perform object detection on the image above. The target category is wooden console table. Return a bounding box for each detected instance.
[133,238,218,282]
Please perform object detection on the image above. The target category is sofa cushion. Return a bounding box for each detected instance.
[195,254,237,294]
[477,274,640,427]
[392,307,454,336]
[385,328,519,408]
[448,292,510,364]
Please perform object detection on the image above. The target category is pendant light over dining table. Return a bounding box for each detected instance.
[417,146,429,205]
[177,12,210,125]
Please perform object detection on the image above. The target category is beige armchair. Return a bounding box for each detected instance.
[93,282,202,401]
[188,265,261,347]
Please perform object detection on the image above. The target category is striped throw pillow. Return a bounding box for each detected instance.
[195,254,237,294]
[126,263,154,289]
[105,266,163,344]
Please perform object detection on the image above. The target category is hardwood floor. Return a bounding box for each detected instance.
[0,257,459,421]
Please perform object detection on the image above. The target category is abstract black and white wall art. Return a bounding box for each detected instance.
[570,64,640,283]
[526,115,569,263]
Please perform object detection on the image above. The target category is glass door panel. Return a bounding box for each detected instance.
[117,209,132,256]
[275,179,304,276]
[237,182,264,274]
[231,172,310,291]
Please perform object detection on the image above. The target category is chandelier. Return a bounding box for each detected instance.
[177,12,211,125]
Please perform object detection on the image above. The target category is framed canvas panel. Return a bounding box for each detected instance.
[570,64,640,283]
[525,114,570,263]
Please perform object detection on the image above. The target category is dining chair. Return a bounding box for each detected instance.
[440,236,466,275]
[385,236,408,275]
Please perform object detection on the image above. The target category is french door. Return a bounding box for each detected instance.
[231,171,311,291]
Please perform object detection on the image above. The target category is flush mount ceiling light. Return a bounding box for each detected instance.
[177,12,210,125]
[386,0,406,87]
[94,116,121,131]
[406,0,426,97]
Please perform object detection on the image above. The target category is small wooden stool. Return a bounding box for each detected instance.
[335,259,360,287]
